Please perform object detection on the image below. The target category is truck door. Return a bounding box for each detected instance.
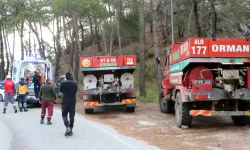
[162,50,173,90]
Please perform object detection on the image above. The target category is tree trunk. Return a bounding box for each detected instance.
[94,17,102,52]
[53,18,57,54]
[152,0,162,99]
[39,22,45,57]
[116,1,122,55]
[88,16,96,55]
[54,17,62,82]
[28,22,45,58]
[4,26,12,62]
[0,25,5,80]
[80,21,84,52]
[33,36,37,57]
[5,27,12,74]
[28,29,31,57]
[101,22,108,55]
[73,16,82,82]
[20,22,25,60]
[3,27,9,75]
[69,23,75,70]
[150,0,153,34]
[12,27,15,61]
[209,0,217,36]
[193,0,202,37]
[109,24,114,55]
[139,0,146,97]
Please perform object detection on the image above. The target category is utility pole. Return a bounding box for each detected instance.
[171,0,174,44]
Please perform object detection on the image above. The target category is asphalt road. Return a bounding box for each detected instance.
[0,103,159,150]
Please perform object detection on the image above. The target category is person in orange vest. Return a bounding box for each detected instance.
[37,69,45,85]
[0,75,18,114]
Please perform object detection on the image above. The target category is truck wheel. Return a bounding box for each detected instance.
[175,92,192,128]
[85,109,94,114]
[126,106,135,113]
[159,91,174,114]
[231,116,247,126]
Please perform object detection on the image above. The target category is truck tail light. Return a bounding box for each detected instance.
[194,94,209,100]
[83,95,88,100]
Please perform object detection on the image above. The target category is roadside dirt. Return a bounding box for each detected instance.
[73,102,250,150]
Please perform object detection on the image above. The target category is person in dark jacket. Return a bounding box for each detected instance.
[33,71,41,99]
[39,79,57,125]
[17,77,29,112]
[60,72,78,136]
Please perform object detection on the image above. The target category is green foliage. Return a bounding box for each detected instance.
[146,51,154,59]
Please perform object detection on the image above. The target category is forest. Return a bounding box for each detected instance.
[0,0,249,102]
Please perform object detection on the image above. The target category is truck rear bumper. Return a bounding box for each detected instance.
[84,99,136,109]
[190,110,250,116]
[188,88,250,101]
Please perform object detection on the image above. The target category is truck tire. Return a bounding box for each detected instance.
[85,109,94,114]
[175,92,192,128]
[126,106,135,113]
[159,91,174,114]
[231,116,247,126]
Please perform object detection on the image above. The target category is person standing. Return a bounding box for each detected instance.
[39,79,57,125]
[25,74,31,85]
[33,71,41,99]
[60,72,78,136]
[17,77,29,112]
[0,75,18,114]
[37,69,45,85]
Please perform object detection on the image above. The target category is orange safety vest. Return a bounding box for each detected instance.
[39,73,44,84]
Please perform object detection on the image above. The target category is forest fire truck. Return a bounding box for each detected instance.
[12,57,54,104]
[80,55,136,114]
[160,37,250,128]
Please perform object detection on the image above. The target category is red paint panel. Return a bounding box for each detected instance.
[124,55,136,66]
[169,74,182,85]
[93,56,124,67]
[188,38,210,57]
[169,42,183,64]
[208,38,250,57]
[169,38,250,64]
[80,57,93,68]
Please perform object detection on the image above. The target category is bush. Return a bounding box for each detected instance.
[146,51,155,59]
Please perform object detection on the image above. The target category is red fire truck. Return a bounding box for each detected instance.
[80,55,137,114]
[160,37,250,128]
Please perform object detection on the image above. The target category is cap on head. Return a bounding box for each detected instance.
[6,75,11,79]
[65,72,72,80]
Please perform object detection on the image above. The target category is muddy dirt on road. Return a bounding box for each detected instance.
[72,102,250,150]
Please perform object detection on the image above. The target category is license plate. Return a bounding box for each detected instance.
[104,74,114,82]
[192,80,211,84]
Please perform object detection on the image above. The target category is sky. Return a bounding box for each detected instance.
[8,24,55,60]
